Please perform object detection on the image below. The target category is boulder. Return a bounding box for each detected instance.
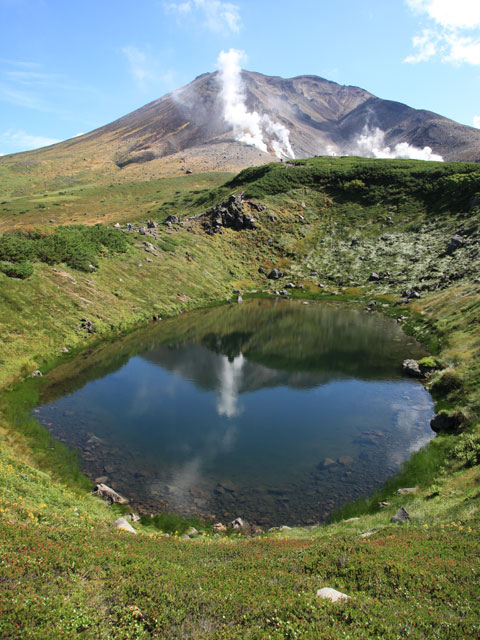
[446,235,464,255]
[402,359,423,377]
[163,215,179,226]
[368,272,381,282]
[229,517,247,530]
[267,268,284,280]
[316,587,350,603]
[430,412,465,433]
[390,507,410,523]
[93,483,129,505]
[113,517,137,534]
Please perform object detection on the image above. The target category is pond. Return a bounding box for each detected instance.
[33,299,434,526]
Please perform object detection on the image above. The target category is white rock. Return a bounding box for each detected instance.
[316,587,350,603]
[113,517,137,534]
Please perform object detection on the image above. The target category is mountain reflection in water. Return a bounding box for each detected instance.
[34,300,434,525]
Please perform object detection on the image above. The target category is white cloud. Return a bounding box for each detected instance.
[0,129,61,153]
[165,0,241,34]
[405,0,480,65]
[473,116,480,128]
[122,45,174,91]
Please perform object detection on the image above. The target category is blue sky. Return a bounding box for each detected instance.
[1,0,479,155]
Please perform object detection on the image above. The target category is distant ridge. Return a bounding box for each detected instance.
[4,70,480,174]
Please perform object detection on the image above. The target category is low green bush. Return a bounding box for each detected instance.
[0,225,129,276]
[0,260,34,279]
[452,433,480,467]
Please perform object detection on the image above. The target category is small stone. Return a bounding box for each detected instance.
[32,370,43,377]
[360,531,374,538]
[316,587,350,603]
[378,501,391,508]
[213,523,227,532]
[397,487,417,495]
[237,295,243,303]
[344,517,360,523]
[368,272,381,282]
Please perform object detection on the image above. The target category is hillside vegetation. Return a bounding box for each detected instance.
[0,156,480,638]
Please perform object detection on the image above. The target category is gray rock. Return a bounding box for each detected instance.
[267,268,284,280]
[316,587,350,603]
[32,370,43,377]
[113,517,137,534]
[403,359,423,377]
[390,507,410,523]
[446,235,464,255]
[230,517,247,530]
[237,295,243,303]
[368,272,381,281]
[397,487,417,495]
[93,483,129,505]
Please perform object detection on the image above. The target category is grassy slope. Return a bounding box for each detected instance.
[1,156,480,638]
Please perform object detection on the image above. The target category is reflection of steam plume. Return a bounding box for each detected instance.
[327,125,443,161]
[217,353,245,418]
[217,49,294,159]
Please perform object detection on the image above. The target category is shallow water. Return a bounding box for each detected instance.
[34,299,434,525]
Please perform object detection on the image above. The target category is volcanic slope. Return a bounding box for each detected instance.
[2,71,480,190]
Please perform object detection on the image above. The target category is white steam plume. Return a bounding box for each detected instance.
[217,49,294,159]
[327,126,443,161]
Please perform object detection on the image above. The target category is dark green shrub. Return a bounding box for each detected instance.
[0,234,35,262]
[453,434,480,467]
[430,368,464,396]
[0,260,34,279]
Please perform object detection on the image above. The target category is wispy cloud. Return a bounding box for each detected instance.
[0,60,97,116]
[0,129,61,154]
[164,0,241,34]
[405,0,480,64]
[122,45,174,91]
[474,116,480,128]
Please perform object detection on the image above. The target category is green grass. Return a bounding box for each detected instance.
[0,156,480,637]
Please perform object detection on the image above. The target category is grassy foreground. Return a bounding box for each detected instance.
[0,156,480,638]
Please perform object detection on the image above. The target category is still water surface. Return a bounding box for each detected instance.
[34,300,434,525]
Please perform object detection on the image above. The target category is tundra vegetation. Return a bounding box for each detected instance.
[0,155,479,638]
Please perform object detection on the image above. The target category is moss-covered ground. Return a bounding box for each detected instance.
[0,156,479,638]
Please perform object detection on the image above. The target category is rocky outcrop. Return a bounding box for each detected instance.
[200,194,256,235]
